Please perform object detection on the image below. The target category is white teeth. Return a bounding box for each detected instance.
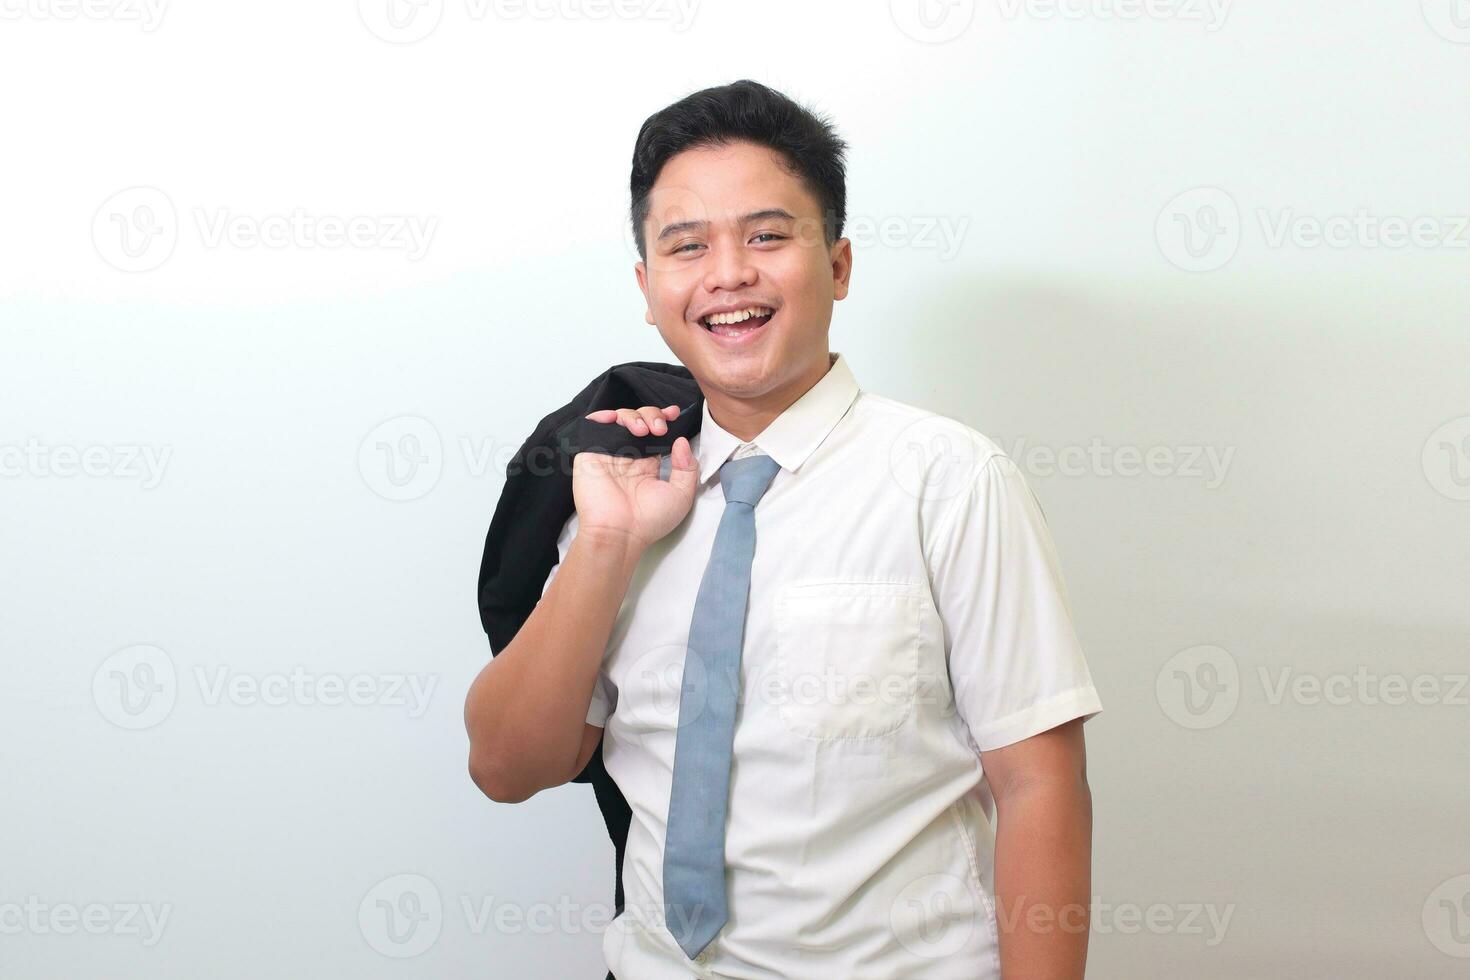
[702,306,772,327]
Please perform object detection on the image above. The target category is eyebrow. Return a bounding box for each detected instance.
[656,208,797,242]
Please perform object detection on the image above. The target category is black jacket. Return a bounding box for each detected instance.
[476,360,704,962]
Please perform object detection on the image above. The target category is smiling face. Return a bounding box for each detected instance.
[634,140,852,438]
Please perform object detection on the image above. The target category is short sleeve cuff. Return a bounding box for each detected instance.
[585,692,610,727]
[971,685,1102,752]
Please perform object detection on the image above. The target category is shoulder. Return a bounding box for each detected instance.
[850,389,1008,456]
[845,389,1014,513]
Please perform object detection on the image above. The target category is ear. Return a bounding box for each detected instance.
[634,260,655,325]
[830,237,853,301]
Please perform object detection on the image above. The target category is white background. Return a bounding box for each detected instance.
[3,0,1469,976]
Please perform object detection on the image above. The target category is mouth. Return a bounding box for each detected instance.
[697,306,776,348]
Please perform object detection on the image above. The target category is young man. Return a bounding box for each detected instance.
[466,79,1102,979]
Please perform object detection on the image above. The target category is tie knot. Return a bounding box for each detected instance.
[719,453,782,507]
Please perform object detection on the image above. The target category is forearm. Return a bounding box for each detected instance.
[464,527,643,800]
[992,775,1093,979]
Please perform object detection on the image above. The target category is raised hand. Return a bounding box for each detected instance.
[573,404,698,551]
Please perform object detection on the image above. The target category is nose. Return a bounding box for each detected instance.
[701,234,757,294]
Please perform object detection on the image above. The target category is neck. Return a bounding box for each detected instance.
[702,351,834,442]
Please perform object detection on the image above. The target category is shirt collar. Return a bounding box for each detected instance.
[694,351,860,487]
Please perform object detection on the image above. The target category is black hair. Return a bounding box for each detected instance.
[629,79,848,261]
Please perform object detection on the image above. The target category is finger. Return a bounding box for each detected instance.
[584,409,618,423]
[665,436,699,496]
[637,406,667,435]
[618,407,648,434]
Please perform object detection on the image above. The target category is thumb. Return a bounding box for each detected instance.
[664,435,699,497]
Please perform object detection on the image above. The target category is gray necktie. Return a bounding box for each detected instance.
[662,451,782,960]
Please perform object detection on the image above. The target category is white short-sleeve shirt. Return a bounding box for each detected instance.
[540,351,1101,979]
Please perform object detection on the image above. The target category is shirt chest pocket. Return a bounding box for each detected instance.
[772,580,925,739]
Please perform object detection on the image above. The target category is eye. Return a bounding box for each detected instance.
[672,241,705,254]
[751,232,786,244]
